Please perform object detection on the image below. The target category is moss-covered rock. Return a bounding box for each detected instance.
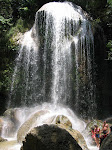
[0,137,7,142]
[100,133,112,150]
[21,124,82,150]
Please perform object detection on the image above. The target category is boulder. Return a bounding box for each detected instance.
[17,110,49,143]
[57,124,89,150]
[3,108,17,120]
[52,115,88,150]
[3,120,16,137]
[21,124,82,150]
[55,115,72,128]
[3,108,21,129]
[100,132,112,150]
[43,114,88,150]
[0,137,7,142]
[42,115,55,124]
[43,115,72,128]
[0,140,20,150]
[19,113,88,150]
[1,110,18,137]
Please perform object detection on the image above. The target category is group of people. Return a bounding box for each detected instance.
[91,121,110,148]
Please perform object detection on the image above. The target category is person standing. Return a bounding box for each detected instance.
[94,125,101,147]
[100,121,109,146]
[91,127,95,140]
[101,121,109,135]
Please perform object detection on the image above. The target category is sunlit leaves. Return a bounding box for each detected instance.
[19,7,29,11]
[107,0,112,7]
[107,40,112,51]
[0,15,12,26]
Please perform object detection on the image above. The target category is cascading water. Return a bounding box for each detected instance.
[1,2,98,150]
[8,2,96,119]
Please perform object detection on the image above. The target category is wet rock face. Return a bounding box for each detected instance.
[21,124,82,150]
[17,112,72,144]
[55,115,72,128]
[100,133,112,150]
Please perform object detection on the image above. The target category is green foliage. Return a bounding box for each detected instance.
[107,0,112,27]
[0,0,36,100]
[107,40,112,60]
[0,82,3,89]
[91,18,101,28]
[7,18,28,37]
[108,0,112,7]
[19,7,29,11]
[0,59,14,92]
[2,65,13,91]
[107,40,112,51]
[0,15,12,39]
[0,15,12,26]
[106,0,112,60]
[6,18,29,52]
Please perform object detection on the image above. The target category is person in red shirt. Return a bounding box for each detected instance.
[91,127,95,140]
[94,125,101,147]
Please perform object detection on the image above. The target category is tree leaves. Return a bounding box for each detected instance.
[0,15,12,26]
[107,0,112,7]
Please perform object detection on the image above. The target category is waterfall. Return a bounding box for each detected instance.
[8,2,96,119]
[0,2,100,150]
